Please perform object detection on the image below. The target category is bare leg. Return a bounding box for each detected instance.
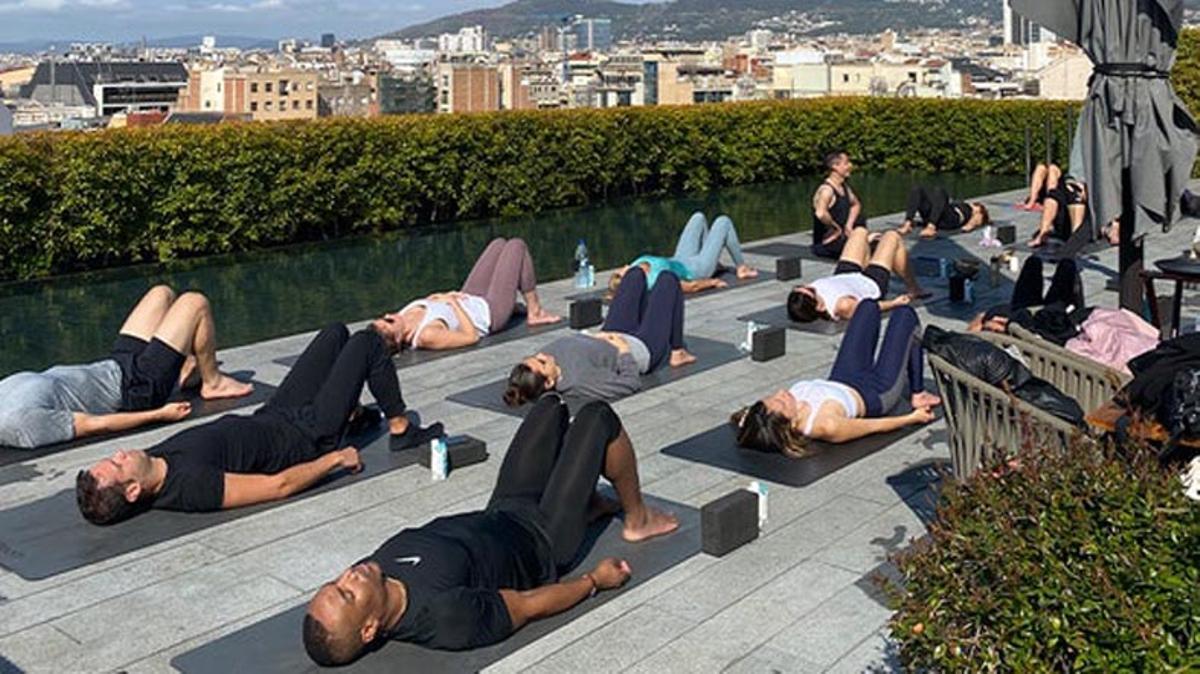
[1029,200,1059,247]
[1022,163,1049,207]
[870,231,925,296]
[605,429,679,542]
[1067,204,1088,234]
[118,285,177,341]
[840,226,872,268]
[151,292,253,400]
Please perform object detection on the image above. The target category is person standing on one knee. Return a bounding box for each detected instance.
[301,398,678,665]
[811,150,869,260]
[0,285,252,450]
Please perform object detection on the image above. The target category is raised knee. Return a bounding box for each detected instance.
[881,230,902,245]
[148,285,177,304]
[574,401,621,438]
[173,292,211,314]
[505,238,529,254]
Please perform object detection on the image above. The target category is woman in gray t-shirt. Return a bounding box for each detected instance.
[503,267,695,406]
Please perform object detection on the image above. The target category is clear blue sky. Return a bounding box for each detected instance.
[0,0,660,44]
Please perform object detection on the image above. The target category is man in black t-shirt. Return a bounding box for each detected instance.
[75,322,444,525]
[302,397,679,665]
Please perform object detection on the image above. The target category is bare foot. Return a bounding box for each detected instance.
[897,221,914,236]
[919,224,938,240]
[623,506,680,543]
[1106,221,1120,245]
[588,491,622,522]
[907,287,933,300]
[178,356,200,390]
[526,308,562,326]
[669,349,697,367]
[200,374,254,400]
[735,264,759,280]
[911,391,942,409]
[1027,236,1045,249]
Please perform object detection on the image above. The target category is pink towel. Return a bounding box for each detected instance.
[1066,308,1159,374]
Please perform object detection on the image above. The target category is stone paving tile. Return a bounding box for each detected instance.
[722,645,825,674]
[520,605,697,674]
[766,581,895,668]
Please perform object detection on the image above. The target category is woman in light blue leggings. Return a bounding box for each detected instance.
[609,212,759,295]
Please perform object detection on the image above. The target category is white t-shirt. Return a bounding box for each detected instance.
[402,295,491,348]
[809,273,881,321]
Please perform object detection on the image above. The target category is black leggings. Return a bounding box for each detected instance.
[488,396,622,569]
[602,266,685,371]
[263,324,406,450]
[905,185,961,231]
[1011,257,1084,312]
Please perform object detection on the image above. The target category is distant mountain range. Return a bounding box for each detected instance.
[384,0,1200,42]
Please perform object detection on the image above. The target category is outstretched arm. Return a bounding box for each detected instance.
[680,278,726,293]
[73,402,191,438]
[500,559,631,631]
[811,411,930,444]
[221,447,361,509]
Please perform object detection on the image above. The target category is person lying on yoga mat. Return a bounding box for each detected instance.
[1026,176,1120,248]
[968,256,1086,336]
[0,285,251,450]
[896,185,991,240]
[74,322,443,525]
[811,149,870,260]
[380,238,560,352]
[302,396,678,664]
[505,267,695,406]
[606,212,759,297]
[732,300,941,456]
[1017,162,1062,211]
[787,227,928,323]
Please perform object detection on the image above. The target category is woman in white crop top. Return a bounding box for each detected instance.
[787,227,929,323]
[732,299,941,457]
[379,238,561,351]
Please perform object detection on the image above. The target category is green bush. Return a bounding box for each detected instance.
[886,441,1200,671]
[0,98,1078,281]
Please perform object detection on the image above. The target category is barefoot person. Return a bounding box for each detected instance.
[1017,162,1063,211]
[811,150,868,260]
[75,322,443,525]
[505,267,695,406]
[897,185,991,240]
[384,238,560,352]
[0,285,250,450]
[607,212,759,296]
[733,300,940,455]
[787,228,928,323]
[302,397,678,664]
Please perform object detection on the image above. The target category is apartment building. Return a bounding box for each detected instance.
[224,70,320,120]
[436,63,500,113]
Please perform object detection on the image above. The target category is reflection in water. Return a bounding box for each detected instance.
[0,172,1020,376]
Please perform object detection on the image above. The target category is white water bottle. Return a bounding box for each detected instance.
[741,321,758,353]
[747,481,769,530]
[430,437,448,481]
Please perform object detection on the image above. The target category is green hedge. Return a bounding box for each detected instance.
[0,97,1078,281]
[886,441,1200,670]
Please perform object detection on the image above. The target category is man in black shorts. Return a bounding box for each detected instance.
[75,320,443,524]
[301,397,679,665]
[811,150,870,259]
[788,227,928,322]
[0,285,251,449]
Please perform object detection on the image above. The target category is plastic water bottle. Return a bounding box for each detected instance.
[747,481,769,530]
[740,321,759,353]
[430,437,448,481]
[574,239,589,289]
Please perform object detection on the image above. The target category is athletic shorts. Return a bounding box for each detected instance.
[833,260,891,297]
[110,335,186,411]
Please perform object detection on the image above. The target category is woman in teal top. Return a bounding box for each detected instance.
[609,212,758,296]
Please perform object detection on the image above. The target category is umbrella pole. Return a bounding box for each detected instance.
[1118,166,1143,312]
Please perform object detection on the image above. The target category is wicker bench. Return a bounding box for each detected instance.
[928,331,1130,480]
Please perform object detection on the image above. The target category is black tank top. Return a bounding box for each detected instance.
[813,181,852,245]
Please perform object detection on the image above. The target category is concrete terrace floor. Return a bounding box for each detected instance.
[1,183,1198,674]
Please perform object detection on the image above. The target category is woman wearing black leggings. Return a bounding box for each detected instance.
[898,185,990,240]
[969,256,1086,338]
[505,266,696,406]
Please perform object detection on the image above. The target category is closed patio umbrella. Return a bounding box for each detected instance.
[1012,0,1198,310]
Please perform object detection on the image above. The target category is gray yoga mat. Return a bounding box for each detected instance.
[737,306,846,336]
[564,267,776,304]
[0,419,448,581]
[661,422,928,488]
[273,315,566,370]
[743,242,822,260]
[170,496,701,674]
[447,336,745,418]
[0,377,277,469]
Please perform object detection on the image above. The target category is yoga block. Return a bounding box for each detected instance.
[776,256,802,281]
[419,435,488,471]
[914,256,949,279]
[751,326,786,362]
[701,490,759,557]
[949,275,975,304]
[570,299,603,329]
[996,224,1017,245]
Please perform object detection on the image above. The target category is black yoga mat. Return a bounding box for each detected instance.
[661,422,927,488]
[447,336,745,418]
[0,420,450,581]
[737,306,846,336]
[564,268,776,304]
[274,316,566,371]
[743,242,825,261]
[0,378,277,469]
[170,496,701,674]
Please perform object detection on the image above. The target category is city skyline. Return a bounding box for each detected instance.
[0,0,664,45]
